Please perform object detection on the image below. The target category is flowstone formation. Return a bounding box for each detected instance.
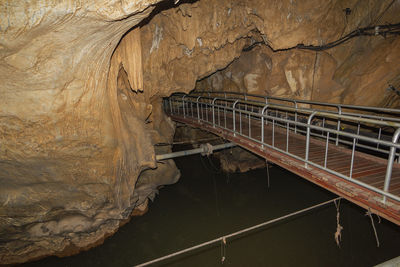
[0,0,179,263]
[1,0,399,264]
[195,37,400,107]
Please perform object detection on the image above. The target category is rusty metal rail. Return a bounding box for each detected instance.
[163,92,400,224]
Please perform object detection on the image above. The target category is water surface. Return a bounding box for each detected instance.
[26,147,400,266]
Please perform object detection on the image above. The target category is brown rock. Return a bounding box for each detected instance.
[1,0,400,264]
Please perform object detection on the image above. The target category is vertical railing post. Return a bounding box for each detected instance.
[305,111,317,168]
[191,98,194,118]
[261,105,269,149]
[324,132,330,168]
[244,97,248,119]
[286,120,289,152]
[349,137,356,178]
[264,97,269,126]
[294,101,298,134]
[196,96,201,122]
[232,100,239,136]
[182,95,186,118]
[336,106,342,146]
[377,119,382,150]
[218,104,220,126]
[224,100,227,129]
[169,98,173,115]
[206,98,209,122]
[383,128,400,203]
[272,118,275,147]
[249,106,251,138]
[239,105,242,135]
[212,97,217,128]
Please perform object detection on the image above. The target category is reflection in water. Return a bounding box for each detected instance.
[26,146,400,267]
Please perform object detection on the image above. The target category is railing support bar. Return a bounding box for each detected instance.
[383,128,400,203]
[212,98,217,128]
[305,111,318,168]
[261,105,269,148]
[182,95,186,118]
[232,100,239,136]
[336,106,342,146]
[196,96,201,122]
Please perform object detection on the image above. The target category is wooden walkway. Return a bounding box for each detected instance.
[168,111,400,225]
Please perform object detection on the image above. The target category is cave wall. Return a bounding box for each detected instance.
[141,0,400,108]
[196,35,400,107]
[1,0,399,264]
[0,0,167,263]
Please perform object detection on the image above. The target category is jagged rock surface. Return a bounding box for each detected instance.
[196,37,400,107]
[0,0,176,263]
[1,0,399,264]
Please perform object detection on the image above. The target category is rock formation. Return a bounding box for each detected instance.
[0,0,179,263]
[1,0,399,264]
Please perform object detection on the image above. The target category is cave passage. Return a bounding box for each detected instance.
[25,139,400,267]
[2,0,400,265]
[25,148,400,267]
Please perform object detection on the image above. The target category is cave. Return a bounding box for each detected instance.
[1,0,400,265]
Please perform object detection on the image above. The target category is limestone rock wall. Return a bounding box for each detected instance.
[0,0,173,264]
[193,1,400,107]
[140,0,254,95]
[142,0,400,107]
[196,36,400,107]
[1,0,399,264]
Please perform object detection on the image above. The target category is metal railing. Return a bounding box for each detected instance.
[164,92,400,203]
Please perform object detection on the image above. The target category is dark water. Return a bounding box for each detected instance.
[26,146,400,267]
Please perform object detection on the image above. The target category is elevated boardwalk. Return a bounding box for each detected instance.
[164,92,400,225]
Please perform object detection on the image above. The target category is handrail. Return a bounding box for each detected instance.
[171,95,400,149]
[183,95,400,128]
[192,90,400,115]
[164,93,400,203]
[192,91,400,127]
[182,94,400,127]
